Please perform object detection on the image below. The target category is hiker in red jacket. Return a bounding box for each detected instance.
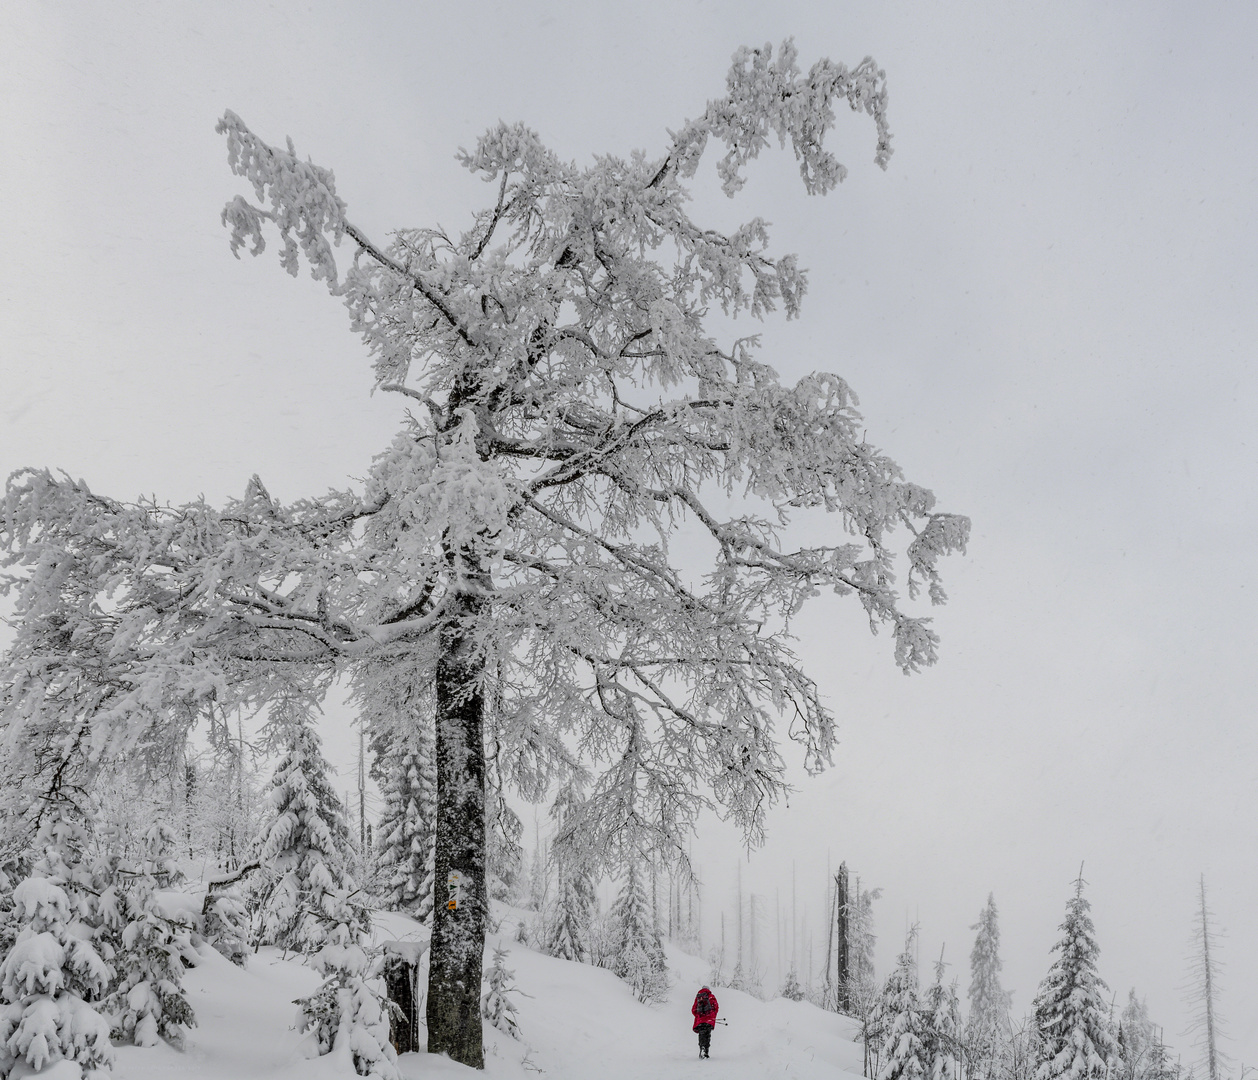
[691,985,719,1058]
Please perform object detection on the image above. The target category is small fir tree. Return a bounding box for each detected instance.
[102,821,197,1047]
[781,967,806,1001]
[875,927,928,1080]
[923,951,963,1080]
[296,893,399,1080]
[481,946,522,1040]
[0,810,114,1078]
[1032,873,1121,1080]
[257,719,360,952]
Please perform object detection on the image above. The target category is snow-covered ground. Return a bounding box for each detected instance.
[110,903,867,1080]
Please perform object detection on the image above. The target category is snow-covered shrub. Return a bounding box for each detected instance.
[201,888,251,967]
[780,968,806,1001]
[295,894,398,1080]
[101,823,197,1047]
[481,946,521,1040]
[0,813,114,1079]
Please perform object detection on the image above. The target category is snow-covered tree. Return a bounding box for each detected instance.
[611,860,668,1003]
[374,741,434,918]
[481,946,522,1040]
[969,893,1012,1077]
[1,40,969,1068]
[923,951,963,1080]
[781,968,806,1001]
[101,822,197,1047]
[1117,990,1158,1080]
[875,928,928,1080]
[296,895,399,1080]
[544,782,597,963]
[256,717,361,952]
[1032,874,1121,1080]
[0,809,114,1078]
[355,656,436,917]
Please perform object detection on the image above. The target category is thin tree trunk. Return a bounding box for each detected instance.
[427,581,489,1068]
[836,862,850,1012]
[1199,875,1219,1080]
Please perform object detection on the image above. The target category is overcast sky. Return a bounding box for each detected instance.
[2,1,1255,1068]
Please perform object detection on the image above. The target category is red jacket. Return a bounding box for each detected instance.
[692,988,719,1030]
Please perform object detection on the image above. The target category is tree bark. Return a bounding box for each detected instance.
[426,581,488,1068]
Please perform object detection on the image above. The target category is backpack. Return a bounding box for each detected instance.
[696,990,713,1016]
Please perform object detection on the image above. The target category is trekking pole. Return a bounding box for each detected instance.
[714,1019,729,1026]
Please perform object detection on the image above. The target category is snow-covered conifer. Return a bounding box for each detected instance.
[781,968,806,1001]
[969,893,1012,1077]
[922,952,962,1080]
[481,946,522,1040]
[374,739,434,919]
[544,782,596,963]
[875,928,928,1080]
[0,810,114,1078]
[102,822,197,1047]
[611,860,668,1003]
[354,656,436,917]
[257,719,360,952]
[1032,874,1121,1080]
[296,894,399,1080]
[1118,990,1155,1080]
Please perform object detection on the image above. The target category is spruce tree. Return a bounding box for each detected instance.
[375,736,435,920]
[481,946,522,1040]
[969,893,1012,1077]
[1032,874,1121,1080]
[1118,990,1155,1080]
[544,781,596,963]
[102,822,197,1047]
[781,968,806,1001]
[923,951,962,1080]
[0,809,114,1078]
[611,860,668,1003]
[295,892,399,1080]
[257,719,360,952]
[875,928,928,1080]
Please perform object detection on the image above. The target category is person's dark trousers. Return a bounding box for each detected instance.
[697,1024,712,1057]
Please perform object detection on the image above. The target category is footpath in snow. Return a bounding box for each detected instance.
[112,904,868,1080]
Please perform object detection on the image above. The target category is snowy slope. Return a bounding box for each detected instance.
[110,904,867,1080]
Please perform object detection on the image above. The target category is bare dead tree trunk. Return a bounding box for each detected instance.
[836,862,851,1013]
[1196,875,1221,1080]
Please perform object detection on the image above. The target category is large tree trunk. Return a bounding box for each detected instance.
[427,581,488,1068]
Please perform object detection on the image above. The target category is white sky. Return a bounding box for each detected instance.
[2,1,1255,1069]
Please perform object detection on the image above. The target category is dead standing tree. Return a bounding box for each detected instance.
[1,41,968,1069]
